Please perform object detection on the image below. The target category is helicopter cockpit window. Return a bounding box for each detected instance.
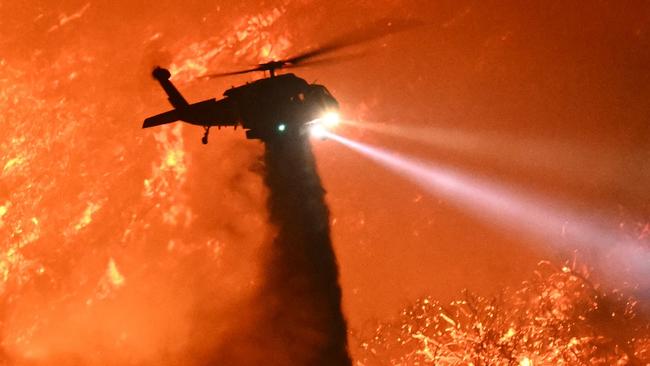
[306,85,337,108]
[321,88,332,98]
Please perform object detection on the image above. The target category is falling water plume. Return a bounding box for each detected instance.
[213,134,351,365]
[261,135,351,365]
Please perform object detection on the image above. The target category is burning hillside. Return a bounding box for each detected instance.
[1,1,649,365]
[352,262,650,365]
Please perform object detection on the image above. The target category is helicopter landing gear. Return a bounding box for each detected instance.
[202,126,210,145]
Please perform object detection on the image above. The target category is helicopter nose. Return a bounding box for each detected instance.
[152,67,171,81]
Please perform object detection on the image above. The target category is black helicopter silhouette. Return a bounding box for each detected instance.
[143,20,419,144]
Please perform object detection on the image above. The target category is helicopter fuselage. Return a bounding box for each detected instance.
[143,68,339,143]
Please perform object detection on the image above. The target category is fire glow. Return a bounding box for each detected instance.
[325,131,650,290]
[1,1,649,365]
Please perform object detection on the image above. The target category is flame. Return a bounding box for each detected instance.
[2,156,25,174]
[519,357,533,366]
[164,149,182,169]
[73,201,102,232]
[169,6,291,82]
[47,3,91,32]
[0,202,9,227]
[106,258,125,288]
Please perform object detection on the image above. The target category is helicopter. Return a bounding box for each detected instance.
[143,64,339,144]
[142,19,419,144]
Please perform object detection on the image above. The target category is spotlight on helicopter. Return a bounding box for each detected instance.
[310,124,328,139]
[320,111,341,127]
[308,111,340,139]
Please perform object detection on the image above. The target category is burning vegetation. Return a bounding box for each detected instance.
[352,261,650,365]
[1,1,649,365]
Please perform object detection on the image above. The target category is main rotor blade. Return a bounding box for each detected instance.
[200,18,422,79]
[284,18,423,66]
[282,52,367,70]
[201,65,264,79]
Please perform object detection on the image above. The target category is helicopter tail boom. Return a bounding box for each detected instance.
[152,66,189,109]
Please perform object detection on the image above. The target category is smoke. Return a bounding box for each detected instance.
[1,2,354,364]
[211,135,351,365]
